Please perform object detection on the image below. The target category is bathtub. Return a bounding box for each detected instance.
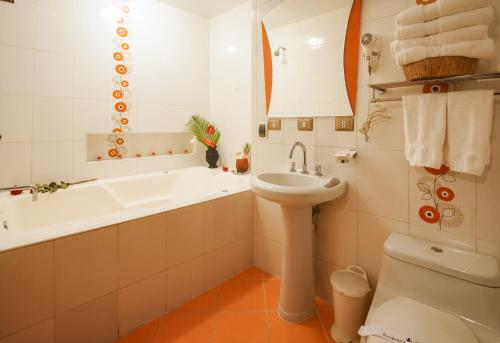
[0,166,250,252]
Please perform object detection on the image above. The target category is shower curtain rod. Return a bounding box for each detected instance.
[370,91,500,103]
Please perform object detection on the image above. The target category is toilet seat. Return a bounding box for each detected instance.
[364,297,479,343]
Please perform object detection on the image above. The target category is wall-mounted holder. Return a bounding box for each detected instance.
[335,150,358,163]
[1,0,14,3]
[361,33,381,75]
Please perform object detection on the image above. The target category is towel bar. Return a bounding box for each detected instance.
[369,71,500,103]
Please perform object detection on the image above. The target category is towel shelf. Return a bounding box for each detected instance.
[369,71,500,103]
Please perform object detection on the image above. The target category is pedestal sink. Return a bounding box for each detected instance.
[251,172,346,322]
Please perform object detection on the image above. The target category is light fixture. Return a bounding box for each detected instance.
[308,37,324,49]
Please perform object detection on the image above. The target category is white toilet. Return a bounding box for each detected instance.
[361,233,500,343]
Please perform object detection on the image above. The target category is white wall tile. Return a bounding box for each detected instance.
[316,207,358,268]
[254,235,282,278]
[0,94,33,142]
[256,143,283,173]
[283,118,317,145]
[32,141,73,184]
[73,100,113,140]
[357,150,409,221]
[409,224,476,252]
[35,7,74,54]
[0,143,32,188]
[34,52,74,98]
[0,45,34,95]
[0,1,36,49]
[317,117,356,148]
[361,0,406,23]
[33,97,73,141]
[255,196,284,243]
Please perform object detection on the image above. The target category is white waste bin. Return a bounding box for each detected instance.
[330,265,371,343]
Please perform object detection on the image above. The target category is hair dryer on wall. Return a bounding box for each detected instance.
[361,33,381,75]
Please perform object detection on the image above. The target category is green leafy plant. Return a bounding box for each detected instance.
[186,115,220,149]
[36,179,96,194]
[242,143,251,157]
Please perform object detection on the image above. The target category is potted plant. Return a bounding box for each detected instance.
[186,115,221,168]
[236,143,251,173]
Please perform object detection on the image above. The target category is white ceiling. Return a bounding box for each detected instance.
[158,0,249,18]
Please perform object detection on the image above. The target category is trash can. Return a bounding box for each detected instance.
[330,265,371,343]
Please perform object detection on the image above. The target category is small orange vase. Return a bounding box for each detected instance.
[236,157,249,173]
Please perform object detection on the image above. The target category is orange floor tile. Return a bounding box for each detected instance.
[116,267,335,343]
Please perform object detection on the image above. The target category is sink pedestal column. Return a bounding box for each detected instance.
[278,205,315,322]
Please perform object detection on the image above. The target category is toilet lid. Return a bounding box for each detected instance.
[365,297,479,343]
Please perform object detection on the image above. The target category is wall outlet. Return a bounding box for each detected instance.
[297,118,314,131]
[335,116,354,131]
[268,118,282,131]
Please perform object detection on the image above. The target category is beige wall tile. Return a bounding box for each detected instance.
[55,227,118,313]
[316,207,358,268]
[118,273,166,336]
[119,214,167,287]
[358,213,408,285]
[0,242,54,338]
[255,196,285,243]
[234,237,254,274]
[0,319,54,343]
[166,257,204,310]
[234,192,255,240]
[55,293,118,343]
[205,196,235,252]
[166,204,204,267]
[204,244,235,289]
[315,259,339,304]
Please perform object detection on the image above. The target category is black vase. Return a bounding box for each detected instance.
[206,147,219,169]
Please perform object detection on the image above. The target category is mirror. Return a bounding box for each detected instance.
[261,0,361,117]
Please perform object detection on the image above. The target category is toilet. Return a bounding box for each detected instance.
[361,233,500,343]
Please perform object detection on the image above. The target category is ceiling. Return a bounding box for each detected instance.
[158,0,249,18]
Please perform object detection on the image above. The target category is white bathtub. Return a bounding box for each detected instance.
[0,166,250,252]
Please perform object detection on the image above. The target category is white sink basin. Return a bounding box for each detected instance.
[251,172,346,206]
[250,171,347,323]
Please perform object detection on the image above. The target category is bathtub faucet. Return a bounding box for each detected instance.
[0,185,39,201]
[289,141,308,174]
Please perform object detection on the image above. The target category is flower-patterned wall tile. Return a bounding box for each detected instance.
[409,165,477,240]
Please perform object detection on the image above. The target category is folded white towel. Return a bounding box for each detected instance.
[397,0,492,26]
[395,7,494,40]
[395,38,495,65]
[403,93,447,169]
[391,25,490,57]
[445,90,494,176]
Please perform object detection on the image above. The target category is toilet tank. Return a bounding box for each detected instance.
[374,234,500,341]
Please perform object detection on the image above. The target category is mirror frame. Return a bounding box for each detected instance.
[261,0,362,116]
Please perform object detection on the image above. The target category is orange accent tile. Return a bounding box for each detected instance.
[219,279,265,311]
[152,308,215,343]
[117,319,159,343]
[317,308,335,343]
[212,310,269,343]
[233,267,264,280]
[264,279,280,310]
[268,311,328,343]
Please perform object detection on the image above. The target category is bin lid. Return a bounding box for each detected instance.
[330,265,371,297]
[363,297,478,343]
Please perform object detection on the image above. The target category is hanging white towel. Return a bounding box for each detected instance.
[395,7,494,40]
[397,0,492,26]
[446,90,494,176]
[390,25,489,57]
[403,93,447,168]
[395,38,495,66]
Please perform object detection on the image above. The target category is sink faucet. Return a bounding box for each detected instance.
[0,185,38,201]
[289,142,309,174]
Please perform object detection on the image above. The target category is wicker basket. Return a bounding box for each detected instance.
[402,56,478,81]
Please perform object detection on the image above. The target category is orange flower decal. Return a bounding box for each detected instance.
[122,43,130,50]
[113,52,124,61]
[116,138,125,145]
[115,102,128,112]
[122,6,130,13]
[121,80,129,87]
[115,64,128,75]
[120,117,129,125]
[424,165,450,175]
[112,90,123,99]
[419,206,440,224]
[112,128,122,134]
[417,0,436,4]
[116,27,128,37]
[437,187,455,202]
[108,148,118,158]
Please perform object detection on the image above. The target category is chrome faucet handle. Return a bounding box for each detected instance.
[290,161,296,172]
[301,165,309,175]
[314,164,323,176]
